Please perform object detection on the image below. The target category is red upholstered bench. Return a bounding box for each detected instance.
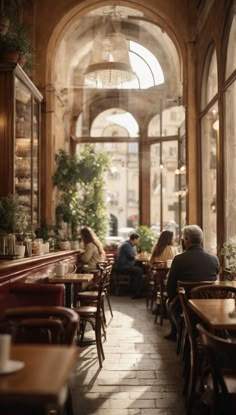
[0,282,65,322]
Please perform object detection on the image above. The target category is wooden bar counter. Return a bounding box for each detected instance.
[0,250,82,285]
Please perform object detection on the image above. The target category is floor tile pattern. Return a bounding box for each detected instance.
[70,296,186,415]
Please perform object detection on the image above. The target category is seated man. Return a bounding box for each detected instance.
[165,224,219,341]
[117,233,143,299]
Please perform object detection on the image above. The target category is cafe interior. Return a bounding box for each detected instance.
[0,0,236,414]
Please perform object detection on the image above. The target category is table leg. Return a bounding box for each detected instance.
[65,283,73,308]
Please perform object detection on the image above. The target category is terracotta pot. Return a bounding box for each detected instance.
[2,51,20,63]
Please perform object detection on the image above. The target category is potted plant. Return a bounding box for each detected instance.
[135,225,156,254]
[221,236,236,278]
[0,193,26,234]
[0,23,34,65]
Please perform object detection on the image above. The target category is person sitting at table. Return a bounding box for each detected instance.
[165,224,219,341]
[79,226,105,271]
[150,230,177,265]
[116,232,143,299]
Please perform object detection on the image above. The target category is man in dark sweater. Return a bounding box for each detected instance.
[117,233,143,298]
[165,224,219,340]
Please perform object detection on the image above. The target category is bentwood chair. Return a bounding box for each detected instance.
[190,284,236,338]
[74,264,111,367]
[190,284,236,300]
[197,323,236,415]
[178,287,205,415]
[5,306,79,345]
[4,306,79,415]
[146,262,169,325]
[176,281,215,357]
[76,262,113,323]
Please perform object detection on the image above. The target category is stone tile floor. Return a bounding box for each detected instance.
[70,296,191,415]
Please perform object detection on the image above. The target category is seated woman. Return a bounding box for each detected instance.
[150,230,177,265]
[79,226,106,271]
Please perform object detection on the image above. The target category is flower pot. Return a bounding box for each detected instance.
[2,50,20,63]
[59,241,70,250]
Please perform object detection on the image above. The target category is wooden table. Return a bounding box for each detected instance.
[188,298,236,330]
[0,344,78,412]
[49,273,94,308]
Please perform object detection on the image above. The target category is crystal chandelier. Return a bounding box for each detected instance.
[84,16,136,89]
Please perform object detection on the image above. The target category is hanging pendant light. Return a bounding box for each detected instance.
[84,16,136,89]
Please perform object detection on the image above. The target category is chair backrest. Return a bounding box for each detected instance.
[177,280,215,298]
[105,254,116,265]
[196,323,236,398]
[5,306,79,345]
[190,284,236,299]
[97,262,112,288]
[150,262,169,290]
[178,287,199,351]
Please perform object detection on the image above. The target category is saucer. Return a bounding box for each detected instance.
[0,360,25,375]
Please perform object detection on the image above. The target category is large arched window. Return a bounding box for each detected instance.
[201,45,218,253]
[54,4,184,237]
[224,10,236,239]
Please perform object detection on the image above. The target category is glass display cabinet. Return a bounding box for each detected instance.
[0,63,43,228]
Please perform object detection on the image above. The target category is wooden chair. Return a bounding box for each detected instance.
[190,284,236,300]
[4,306,79,415]
[5,306,79,345]
[190,284,236,338]
[178,287,206,415]
[112,264,131,296]
[146,262,169,325]
[76,262,113,324]
[197,323,236,415]
[176,281,215,357]
[74,264,110,367]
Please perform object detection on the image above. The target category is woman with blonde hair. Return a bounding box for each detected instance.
[79,226,105,270]
[150,230,177,265]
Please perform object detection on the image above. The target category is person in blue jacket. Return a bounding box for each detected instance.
[117,233,143,299]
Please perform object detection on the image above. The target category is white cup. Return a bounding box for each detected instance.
[55,261,76,276]
[0,334,11,372]
[15,244,26,258]
[43,242,50,254]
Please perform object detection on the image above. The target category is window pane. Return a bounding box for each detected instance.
[76,142,139,235]
[150,141,179,240]
[201,103,218,253]
[201,48,218,109]
[150,143,161,231]
[224,80,236,238]
[162,141,179,238]
[226,14,236,80]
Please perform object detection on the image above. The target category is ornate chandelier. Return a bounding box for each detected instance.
[84,17,136,89]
